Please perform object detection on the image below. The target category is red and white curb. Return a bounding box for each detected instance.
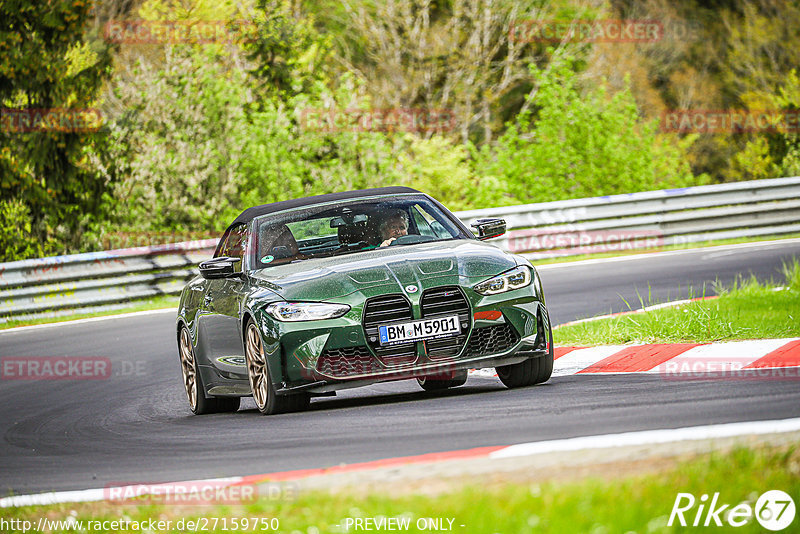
[468,338,800,379]
[3,417,800,508]
[550,337,800,376]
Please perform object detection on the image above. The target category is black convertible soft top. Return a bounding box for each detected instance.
[230,186,421,226]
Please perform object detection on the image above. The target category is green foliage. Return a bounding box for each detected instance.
[0,198,43,261]
[93,45,250,235]
[474,55,700,204]
[769,70,800,178]
[397,136,475,211]
[238,74,420,210]
[729,137,780,181]
[0,0,113,254]
[246,0,328,98]
[1,0,734,260]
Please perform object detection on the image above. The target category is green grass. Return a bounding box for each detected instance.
[555,261,800,345]
[0,295,179,330]
[2,444,798,533]
[530,232,800,266]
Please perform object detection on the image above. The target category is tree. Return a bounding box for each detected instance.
[312,0,595,145]
[0,0,113,258]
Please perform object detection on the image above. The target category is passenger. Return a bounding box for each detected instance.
[378,210,409,247]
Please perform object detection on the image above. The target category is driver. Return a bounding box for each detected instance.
[378,209,409,247]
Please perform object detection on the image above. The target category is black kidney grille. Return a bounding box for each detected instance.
[363,294,417,365]
[420,286,471,359]
[317,346,377,377]
[466,323,519,357]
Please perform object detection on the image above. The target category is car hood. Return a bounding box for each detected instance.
[248,239,518,301]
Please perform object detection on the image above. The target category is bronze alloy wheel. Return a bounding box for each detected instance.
[244,319,310,415]
[178,326,198,411]
[178,325,240,414]
[245,321,270,411]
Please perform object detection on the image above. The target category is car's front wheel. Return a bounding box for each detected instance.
[244,320,309,415]
[178,325,240,414]
[495,326,554,388]
[416,369,468,391]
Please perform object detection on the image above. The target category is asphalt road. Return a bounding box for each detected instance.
[1,239,799,494]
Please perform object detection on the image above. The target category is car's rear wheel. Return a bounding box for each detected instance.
[244,320,309,415]
[178,326,240,414]
[496,325,554,388]
[416,369,468,391]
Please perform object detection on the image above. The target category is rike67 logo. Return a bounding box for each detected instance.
[668,490,796,530]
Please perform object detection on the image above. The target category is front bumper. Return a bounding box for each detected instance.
[277,343,548,394]
[254,286,551,393]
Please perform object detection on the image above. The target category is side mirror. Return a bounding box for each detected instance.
[199,256,242,279]
[471,218,506,240]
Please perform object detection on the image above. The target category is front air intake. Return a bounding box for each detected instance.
[363,294,417,365]
[420,286,471,359]
[466,323,519,357]
[317,346,375,377]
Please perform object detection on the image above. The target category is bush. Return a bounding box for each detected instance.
[475,54,702,205]
[0,200,43,262]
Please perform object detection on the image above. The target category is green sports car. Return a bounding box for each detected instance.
[176,187,553,415]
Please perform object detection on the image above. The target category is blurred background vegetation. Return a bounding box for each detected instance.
[1,0,798,261]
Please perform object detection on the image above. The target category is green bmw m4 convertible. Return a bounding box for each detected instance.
[176,187,553,415]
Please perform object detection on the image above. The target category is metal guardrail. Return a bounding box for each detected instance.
[0,240,216,322]
[1,176,799,322]
[458,176,800,257]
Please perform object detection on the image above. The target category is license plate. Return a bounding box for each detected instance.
[378,315,461,346]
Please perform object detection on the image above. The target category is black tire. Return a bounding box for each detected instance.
[244,319,309,415]
[178,325,241,414]
[416,369,468,391]
[496,325,554,388]
[536,325,555,383]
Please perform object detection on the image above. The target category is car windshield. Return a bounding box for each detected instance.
[251,195,469,269]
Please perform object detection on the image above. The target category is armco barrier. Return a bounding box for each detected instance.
[1,177,799,322]
[0,239,216,322]
[457,176,800,257]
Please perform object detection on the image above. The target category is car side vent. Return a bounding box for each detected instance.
[420,286,471,359]
[363,295,417,365]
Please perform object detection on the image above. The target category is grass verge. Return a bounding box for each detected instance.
[0,295,179,331]
[555,260,800,345]
[1,444,798,533]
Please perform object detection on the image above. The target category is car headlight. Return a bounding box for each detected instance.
[473,266,533,296]
[265,302,351,322]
